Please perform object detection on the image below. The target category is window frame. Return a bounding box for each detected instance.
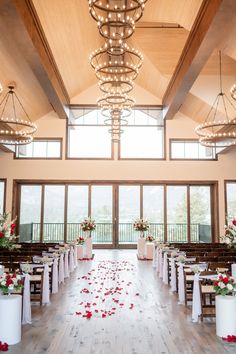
[0,179,6,214]
[224,180,236,223]
[14,138,63,160]
[169,138,218,161]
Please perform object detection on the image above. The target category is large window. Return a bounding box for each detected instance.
[226,181,236,221]
[15,139,62,159]
[0,180,6,214]
[170,139,216,160]
[68,109,112,158]
[68,107,164,159]
[119,108,164,159]
[17,181,216,244]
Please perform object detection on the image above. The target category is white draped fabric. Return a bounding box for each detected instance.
[74,246,78,267]
[58,254,65,284]
[69,247,74,273]
[42,264,50,304]
[64,251,69,278]
[170,258,177,292]
[192,273,201,322]
[22,273,32,325]
[52,258,59,294]
[178,263,185,304]
[162,252,168,284]
[155,248,159,271]
[137,238,145,259]
[159,249,163,278]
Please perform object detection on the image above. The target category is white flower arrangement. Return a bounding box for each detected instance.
[21,263,33,274]
[171,251,178,258]
[42,256,51,264]
[176,255,186,263]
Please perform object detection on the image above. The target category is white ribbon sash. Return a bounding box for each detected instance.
[163,252,168,284]
[22,273,32,325]
[192,273,201,322]
[171,258,177,292]
[58,254,64,284]
[178,263,185,304]
[52,258,59,294]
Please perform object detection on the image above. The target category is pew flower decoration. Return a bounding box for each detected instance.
[21,263,33,274]
[58,247,66,254]
[80,217,96,233]
[213,274,236,296]
[171,251,178,258]
[145,235,155,242]
[0,273,23,295]
[77,236,85,245]
[42,256,51,264]
[222,219,236,248]
[133,218,149,235]
[191,265,201,274]
[0,212,18,249]
[176,255,186,263]
[52,252,60,258]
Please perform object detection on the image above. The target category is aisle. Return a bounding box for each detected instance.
[10,250,234,354]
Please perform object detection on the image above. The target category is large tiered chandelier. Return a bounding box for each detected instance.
[88,0,148,141]
[0,84,37,145]
[195,52,236,148]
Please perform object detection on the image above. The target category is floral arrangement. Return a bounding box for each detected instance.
[42,256,51,264]
[77,236,85,245]
[0,273,23,295]
[191,265,201,274]
[0,341,8,351]
[0,212,18,249]
[171,251,178,258]
[222,219,236,248]
[133,218,149,232]
[58,247,66,254]
[21,263,33,274]
[176,255,186,263]
[52,252,60,258]
[213,274,236,296]
[145,235,155,242]
[80,217,96,232]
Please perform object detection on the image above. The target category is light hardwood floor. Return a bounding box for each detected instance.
[9,250,235,354]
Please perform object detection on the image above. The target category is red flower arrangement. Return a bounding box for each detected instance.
[213,274,236,296]
[0,213,18,249]
[222,335,236,343]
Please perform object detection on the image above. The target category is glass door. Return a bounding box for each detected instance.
[118,185,140,246]
[91,185,113,246]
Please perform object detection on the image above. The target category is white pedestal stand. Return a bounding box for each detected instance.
[137,238,145,259]
[0,295,22,344]
[146,243,154,260]
[77,245,84,260]
[216,295,236,337]
[84,238,92,259]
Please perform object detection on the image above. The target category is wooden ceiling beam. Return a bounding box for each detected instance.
[6,0,70,119]
[163,0,236,120]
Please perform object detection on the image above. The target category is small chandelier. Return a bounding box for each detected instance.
[195,52,236,147]
[88,0,148,142]
[0,84,37,145]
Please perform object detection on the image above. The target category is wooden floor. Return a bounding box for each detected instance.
[9,250,235,354]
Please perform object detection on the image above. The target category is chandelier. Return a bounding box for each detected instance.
[195,52,236,148]
[88,0,148,141]
[0,84,37,145]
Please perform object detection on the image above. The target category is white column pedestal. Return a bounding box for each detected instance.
[146,243,154,260]
[77,245,84,260]
[84,238,92,259]
[137,238,145,259]
[0,295,22,344]
[216,295,236,337]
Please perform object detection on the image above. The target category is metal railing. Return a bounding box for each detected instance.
[19,222,211,244]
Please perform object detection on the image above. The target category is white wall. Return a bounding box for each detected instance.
[1,110,236,237]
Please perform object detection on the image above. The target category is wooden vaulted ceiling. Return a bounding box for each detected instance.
[0,0,236,135]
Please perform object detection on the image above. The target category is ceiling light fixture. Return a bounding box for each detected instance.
[0,84,37,145]
[195,51,236,148]
[88,0,148,141]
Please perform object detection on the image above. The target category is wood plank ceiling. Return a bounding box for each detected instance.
[0,0,236,133]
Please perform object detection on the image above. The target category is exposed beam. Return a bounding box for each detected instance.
[4,0,70,119]
[163,0,236,120]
